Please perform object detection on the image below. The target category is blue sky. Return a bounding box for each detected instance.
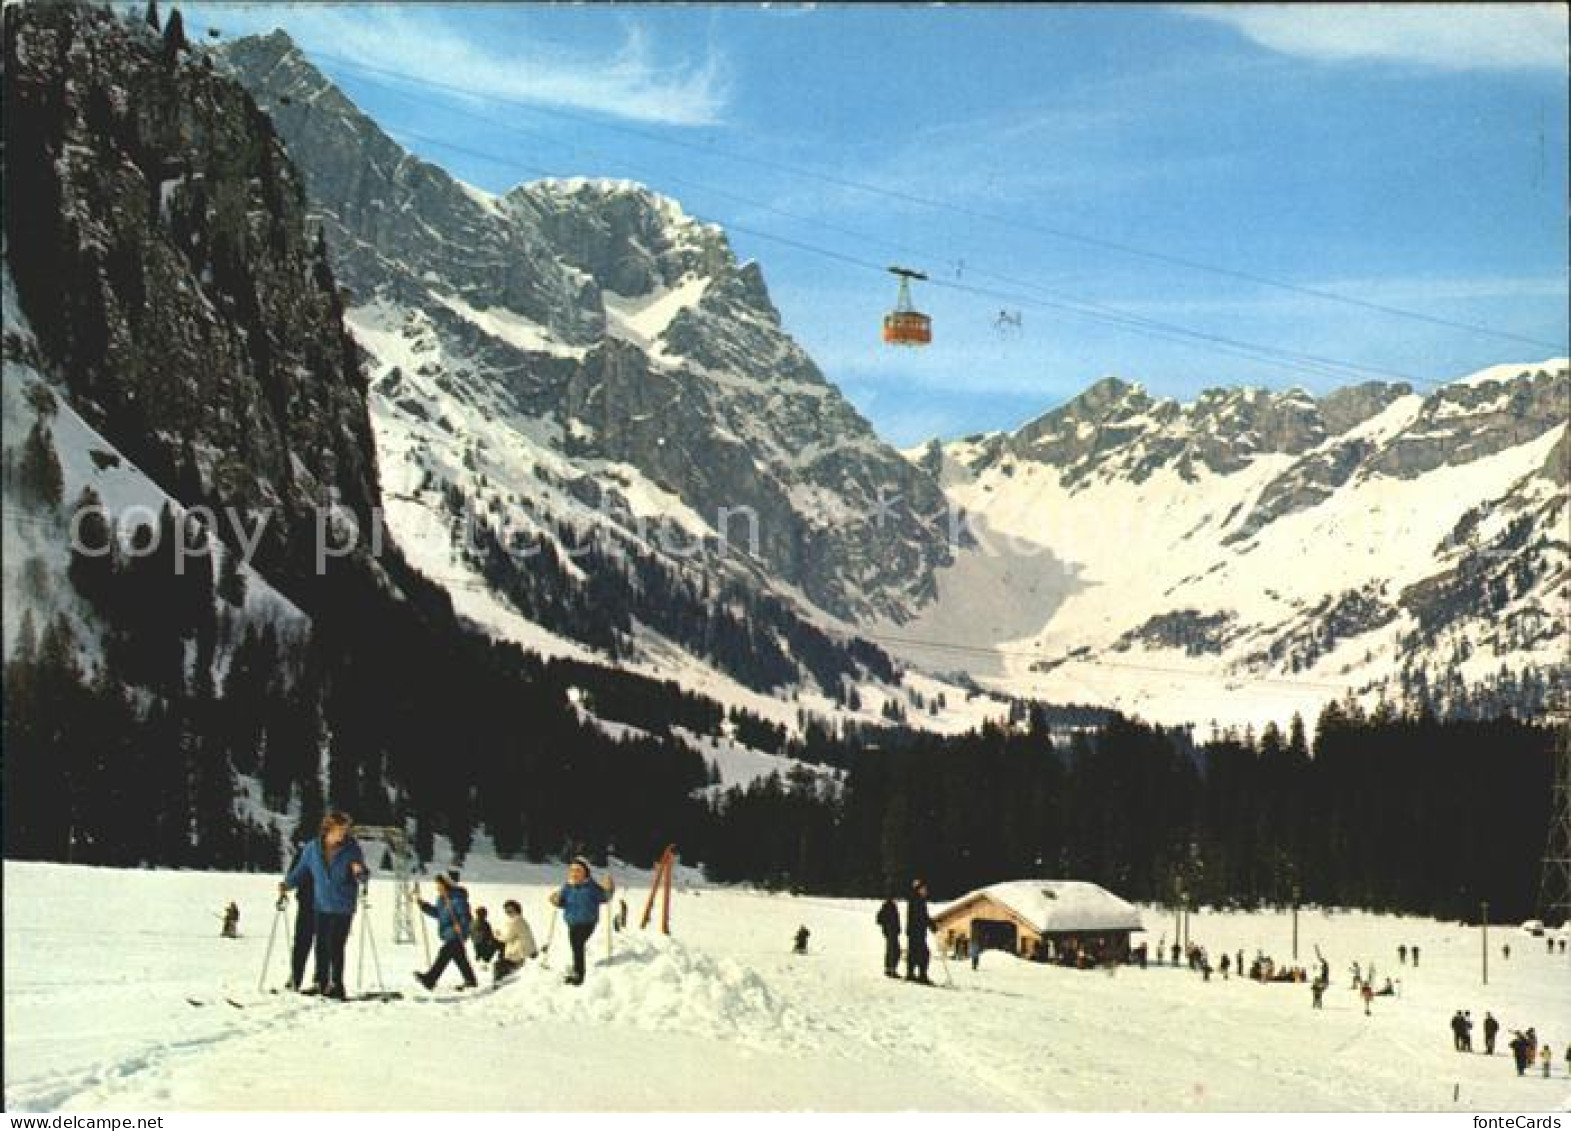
[188,3,1569,445]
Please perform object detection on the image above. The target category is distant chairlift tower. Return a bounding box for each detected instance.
[1537,705,1571,929]
[354,825,418,945]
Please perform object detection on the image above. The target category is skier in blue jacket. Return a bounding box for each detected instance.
[415,874,478,991]
[549,856,615,986]
[280,811,367,1000]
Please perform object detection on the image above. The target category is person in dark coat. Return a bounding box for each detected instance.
[794,925,811,954]
[220,902,239,938]
[284,843,317,991]
[876,897,901,979]
[471,907,500,963]
[1483,1012,1500,1055]
[280,811,368,1000]
[905,879,934,984]
[549,856,614,986]
[416,874,478,991]
[1510,1031,1530,1076]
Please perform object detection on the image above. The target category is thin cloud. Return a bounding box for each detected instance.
[1182,4,1568,73]
[211,6,730,126]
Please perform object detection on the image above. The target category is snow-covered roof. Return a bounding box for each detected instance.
[937,880,1142,934]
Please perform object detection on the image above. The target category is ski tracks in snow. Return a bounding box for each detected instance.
[6,993,323,1111]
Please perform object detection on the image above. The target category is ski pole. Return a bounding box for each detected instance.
[363,883,385,993]
[258,892,287,993]
[356,887,369,993]
[541,901,560,970]
[605,872,615,963]
[412,881,432,967]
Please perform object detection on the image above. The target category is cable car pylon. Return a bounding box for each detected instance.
[883,265,931,347]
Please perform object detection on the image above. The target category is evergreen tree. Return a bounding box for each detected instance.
[217,545,247,607]
[16,420,64,511]
[161,7,187,62]
[67,486,117,613]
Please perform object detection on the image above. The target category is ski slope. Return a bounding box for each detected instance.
[5,861,1568,1112]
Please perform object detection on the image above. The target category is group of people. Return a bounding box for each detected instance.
[875,880,937,983]
[1452,1012,1567,1078]
[413,874,550,989]
[277,814,617,999]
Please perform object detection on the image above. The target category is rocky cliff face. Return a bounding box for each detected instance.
[4,6,378,587]
[219,33,951,628]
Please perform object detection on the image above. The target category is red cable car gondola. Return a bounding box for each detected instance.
[883,265,931,347]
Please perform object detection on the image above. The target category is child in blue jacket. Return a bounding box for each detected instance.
[549,856,614,986]
[415,874,478,991]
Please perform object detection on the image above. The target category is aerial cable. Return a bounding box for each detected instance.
[382,120,1429,388]
[304,67,1539,389]
[304,47,1565,354]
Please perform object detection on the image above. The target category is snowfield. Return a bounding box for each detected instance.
[4,860,1568,1112]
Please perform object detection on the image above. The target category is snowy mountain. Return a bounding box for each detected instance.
[217,30,1567,731]
[219,31,954,643]
[900,362,1569,727]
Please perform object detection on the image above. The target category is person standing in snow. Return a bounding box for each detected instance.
[905,879,935,984]
[1509,1031,1530,1075]
[1411,945,1420,966]
[492,900,537,983]
[1360,981,1374,1016]
[220,902,239,938]
[549,856,614,986]
[1311,978,1325,1009]
[1483,1012,1500,1055]
[876,896,901,979]
[1398,944,1407,965]
[284,841,317,991]
[416,874,479,992]
[279,811,367,1000]
[1542,1044,1553,1078]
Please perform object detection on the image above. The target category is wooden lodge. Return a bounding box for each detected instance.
[933,880,1143,967]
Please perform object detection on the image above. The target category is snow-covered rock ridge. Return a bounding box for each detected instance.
[902,359,1569,727]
